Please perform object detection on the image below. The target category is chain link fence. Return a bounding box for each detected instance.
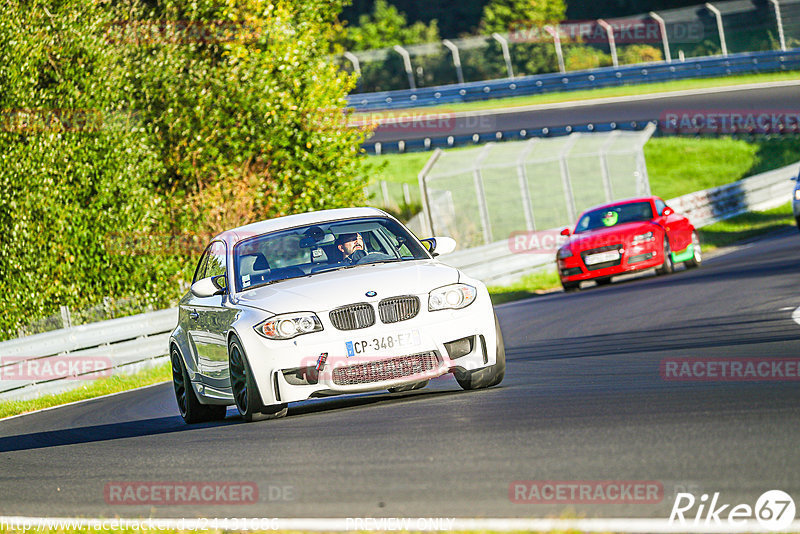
[341,0,800,93]
[418,125,656,249]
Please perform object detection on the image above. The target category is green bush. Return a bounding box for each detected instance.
[0,0,371,340]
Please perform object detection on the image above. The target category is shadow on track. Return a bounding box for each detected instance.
[0,388,468,453]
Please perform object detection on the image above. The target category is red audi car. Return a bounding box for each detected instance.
[556,196,701,291]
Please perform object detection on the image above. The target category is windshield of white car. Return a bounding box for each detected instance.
[233,217,430,292]
[574,201,654,234]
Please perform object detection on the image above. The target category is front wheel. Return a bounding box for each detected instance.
[455,314,506,390]
[171,347,226,424]
[655,237,674,275]
[229,336,287,422]
[684,231,702,269]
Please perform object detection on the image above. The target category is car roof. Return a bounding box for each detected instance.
[579,196,658,216]
[212,207,392,247]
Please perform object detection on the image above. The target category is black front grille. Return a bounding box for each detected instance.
[378,296,420,324]
[329,303,375,331]
[581,244,623,271]
[332,352,438,385]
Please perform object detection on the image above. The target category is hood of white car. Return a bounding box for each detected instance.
[233,260,461,315]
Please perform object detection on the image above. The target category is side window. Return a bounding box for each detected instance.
[206,241,227,279]
[654,199,667,216]
[193,241,227,283]
[193,246,212,284]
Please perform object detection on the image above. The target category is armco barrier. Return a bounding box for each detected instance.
[348,49,800,112]
[2,162,797,401]
[0,308,177,401]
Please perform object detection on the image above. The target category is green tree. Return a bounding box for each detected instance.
[339,0,439,51]
[481,0,565,34]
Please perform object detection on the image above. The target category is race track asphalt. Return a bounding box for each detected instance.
[0,228,798,519]
[368,83,800,143]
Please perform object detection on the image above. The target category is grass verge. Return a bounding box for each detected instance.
[487,202,796,305]
[355,70,800,116]
[0,360,172,420]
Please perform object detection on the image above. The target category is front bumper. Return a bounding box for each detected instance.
[236,292,497,406]
[557,240,663,283]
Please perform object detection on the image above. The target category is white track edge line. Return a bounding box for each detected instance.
[2,516,800,532]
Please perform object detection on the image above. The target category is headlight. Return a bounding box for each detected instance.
[254,313,323,340]
[794,189,800,201]
[632,231,655,245]
[428,284,477,311]
[557,246,573,259]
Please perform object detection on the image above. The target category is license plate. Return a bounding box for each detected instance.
[585,250,620,265]
[345,330,421,357]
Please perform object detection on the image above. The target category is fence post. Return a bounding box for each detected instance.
[544,25,566,74]
[599,130,620,202]
[649,12,671,62]
[380,181,391,207]
[559,134,581,222]
[491,33,514,79]
[403,183,412,205]
[442,39,465,84]
[634,123,657,196]
[393,44,416,89]
[418,149,443,236]
[517,138,539,231]
[343,51,361,76]
[60,305,72,329]
[769,0,787,52]
[597,20,619,68]
[473,144,494,244]
[705,3,728,57]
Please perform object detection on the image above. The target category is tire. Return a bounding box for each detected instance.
[562,281,580,292]
[455,313,506,390]
[388,380,430,393]
[685,231,702,269]
[594,277,612,286]
[171,347,226,424]
[229,336,287,422]
[655,236,674,275]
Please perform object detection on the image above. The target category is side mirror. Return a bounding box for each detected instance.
[191,275,226,298]
[421,236,457,256]
[662,206,675,217]
[560,227,571,237]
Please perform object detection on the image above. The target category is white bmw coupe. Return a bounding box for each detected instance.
[169,207,505,423]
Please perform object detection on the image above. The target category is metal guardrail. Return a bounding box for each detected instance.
[348,49,800,112]
[443,160,800,285]
[0,308,177,401]
[2,161,797,401]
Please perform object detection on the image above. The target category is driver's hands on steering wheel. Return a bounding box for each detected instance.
[348,249,367,263]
